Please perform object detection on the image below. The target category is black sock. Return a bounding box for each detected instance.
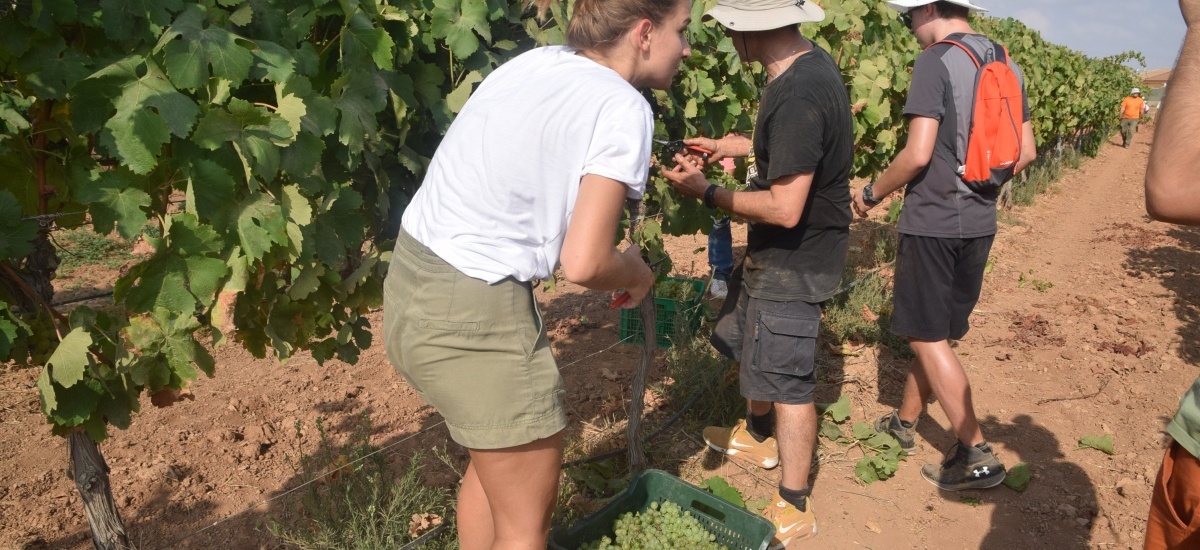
[899,419,914,429]
[747,408,775,442]
[778,484,811,512]
[974,441,993,453]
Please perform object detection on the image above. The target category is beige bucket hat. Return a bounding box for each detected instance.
[705,0,826,31]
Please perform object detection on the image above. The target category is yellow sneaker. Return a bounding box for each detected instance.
[762,492,817,549]
[702,419,779,469]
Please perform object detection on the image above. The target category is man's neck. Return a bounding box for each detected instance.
[764,37,813,82]
[931,19,976,43]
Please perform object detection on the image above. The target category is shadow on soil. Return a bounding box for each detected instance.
[1123,223,1200,366]
[873,350,1098,548]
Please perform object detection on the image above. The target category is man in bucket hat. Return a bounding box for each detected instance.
[662,0,854,546]
[1121,87,1148,148]
[851,0,1036,492]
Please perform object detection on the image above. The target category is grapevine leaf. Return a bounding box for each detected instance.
[163,5,255,90]
[16,36,90,100]
[187,158,237,228]
[76,169,151,239]
[816,394,851,423]
[855,457,880,484]
[700,476,745,507]
[250,40,296,83]
[851,422,875,440]
[343,13,395,70]
[236,194,288,262]
[229,4,253,26]
[0,313,20,359]
[314,186,365,265]
[446,70,482,113]
[46,328,93,388]
[118,257,196,317]
[100,0,184,41]
[193,98,293,181]
[37,367,57,413]
[818,418,843,441]
[290,265,323,300]
[277,94,307,137]
[1078,434,1115,455]
[97,58,199,175]
[1002,462,1032,492]
[410,62,446,106]
[0,191,38,259]
[431,0,490,59]
[334,69,387,158]
[282,185,312,225]
[48,378,103,427]
[281,131,325,177]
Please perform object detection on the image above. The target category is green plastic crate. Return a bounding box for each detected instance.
[549,469,774,550]
[618,276,705,348]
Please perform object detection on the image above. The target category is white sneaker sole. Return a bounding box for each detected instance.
[704,441,780,469]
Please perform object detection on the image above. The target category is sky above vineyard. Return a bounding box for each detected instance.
[983,0,1186,71]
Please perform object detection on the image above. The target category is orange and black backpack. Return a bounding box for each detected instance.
[934,37,1025,193]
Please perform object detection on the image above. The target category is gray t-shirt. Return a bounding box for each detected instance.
[897,33,1031,239]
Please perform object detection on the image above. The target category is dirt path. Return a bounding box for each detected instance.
[1,125,1196,550]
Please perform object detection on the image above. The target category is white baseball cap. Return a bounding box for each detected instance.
[705,0,826,32]
[1131,87,1141,94]
[884,0,989,13]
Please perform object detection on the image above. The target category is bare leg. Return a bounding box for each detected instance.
[775,402,817,490]
[459,431,565,550]
[898,357,932,424]
[458,462,495,550]
[748,398,773,417]
[907,338,984,446]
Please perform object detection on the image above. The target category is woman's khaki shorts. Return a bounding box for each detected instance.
[383,229,566,450]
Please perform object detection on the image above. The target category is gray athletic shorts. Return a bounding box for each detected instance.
[383,229,567,450]
[710,266,822,405]
[891,233,994,341]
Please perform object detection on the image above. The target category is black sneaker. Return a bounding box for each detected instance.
[920,441,1006,491]
[873,410,916,455]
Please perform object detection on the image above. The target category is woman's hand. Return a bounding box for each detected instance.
[615,245,653,308]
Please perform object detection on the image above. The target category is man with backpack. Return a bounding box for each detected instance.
[851,0,1036,491]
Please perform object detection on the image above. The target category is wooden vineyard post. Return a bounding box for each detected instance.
[625,199,656,474]
[68,429,130,550]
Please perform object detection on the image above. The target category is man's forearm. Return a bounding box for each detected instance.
[1146,28,1200,223]
[710,187,801,227]
[871,147,927,199]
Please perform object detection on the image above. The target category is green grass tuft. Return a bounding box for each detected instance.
[268,413,457,550]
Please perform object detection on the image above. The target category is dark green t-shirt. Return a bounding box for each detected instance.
[742,46,853,303]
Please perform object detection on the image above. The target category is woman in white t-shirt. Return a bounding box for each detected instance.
[383,0,693,547]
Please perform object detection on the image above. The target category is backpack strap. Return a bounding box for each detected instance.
[931,37,1008,67]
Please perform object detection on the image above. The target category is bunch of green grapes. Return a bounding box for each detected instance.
[654,280,696,303]
[580,501,727,550]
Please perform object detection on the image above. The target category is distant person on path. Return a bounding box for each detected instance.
[1143,0,1200,547]
[381,0,691,547]
[662,0,854,545]
[851,0,1036,492]
[1121,87,1148,148]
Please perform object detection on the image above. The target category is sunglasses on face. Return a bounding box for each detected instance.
[900,10,914,29]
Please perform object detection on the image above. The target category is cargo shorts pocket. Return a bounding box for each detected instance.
[753,312,820,378]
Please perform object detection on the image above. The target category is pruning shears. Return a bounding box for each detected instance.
[608,256,670,310]
[654,139,713,165]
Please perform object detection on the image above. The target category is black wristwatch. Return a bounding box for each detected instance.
[862,182,882,207]
[703,184,719,208]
